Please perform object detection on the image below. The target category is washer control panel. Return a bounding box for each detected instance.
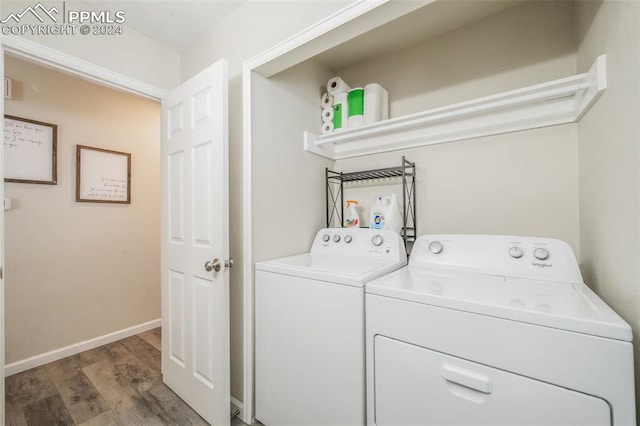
[411,234,583,284]
[311,228,406,261]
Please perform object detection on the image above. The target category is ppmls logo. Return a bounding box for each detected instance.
[1,3,59,24]
[1,2,125,36]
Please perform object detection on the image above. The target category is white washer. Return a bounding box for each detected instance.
[256,228,407,426]
[366,235,636,426]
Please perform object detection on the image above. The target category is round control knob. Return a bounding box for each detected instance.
[344,235,352,244]
[428,241,443,254]
[322,234,330,242]
[509,246,524,259]
[534,248,549,260]
[371,235,383,246]
[333,234,341,243]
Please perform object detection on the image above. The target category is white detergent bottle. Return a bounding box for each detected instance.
[369,196,389,229]
[345,200,361,228]
[385,194,402,234]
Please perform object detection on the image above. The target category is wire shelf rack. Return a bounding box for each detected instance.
[326,156,416,251]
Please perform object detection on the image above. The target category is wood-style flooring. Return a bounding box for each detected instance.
[5,328,246,426]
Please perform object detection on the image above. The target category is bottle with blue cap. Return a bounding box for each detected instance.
[369,196,388,230]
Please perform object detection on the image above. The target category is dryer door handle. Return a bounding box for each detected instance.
[442,364,492,394]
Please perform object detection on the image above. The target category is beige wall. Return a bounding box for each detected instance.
[576,0,640,420]
[180,0,352,402]
[4,56,161,364]
[336,0,580,253]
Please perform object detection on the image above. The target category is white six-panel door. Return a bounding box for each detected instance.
[161,59,230,426]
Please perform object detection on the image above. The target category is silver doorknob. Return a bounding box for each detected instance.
[225,258,235,269]
[205,258,221,272]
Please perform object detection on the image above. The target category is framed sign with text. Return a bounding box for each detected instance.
[76,145,131,204]
[4,115,57,184]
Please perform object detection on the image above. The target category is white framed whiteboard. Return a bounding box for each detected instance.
[4,115,57,184]
[76,145,131,204]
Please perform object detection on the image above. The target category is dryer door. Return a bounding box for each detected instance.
[373,336,611,425]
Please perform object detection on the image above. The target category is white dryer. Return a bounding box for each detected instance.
[366,234,635,426]
[256,228,407,426]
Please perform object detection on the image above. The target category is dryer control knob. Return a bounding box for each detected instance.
[333,234,341,243]
[509,246,524,259]
[322,234,330,242]
[371,235,383,246]
[344,235,352,244]
[534,248,549,260]
[428,241,443,254]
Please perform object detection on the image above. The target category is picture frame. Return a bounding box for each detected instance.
[76,145,131,204]
[3,115,57,184]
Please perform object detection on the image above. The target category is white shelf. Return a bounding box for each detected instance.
[305,55,606,160]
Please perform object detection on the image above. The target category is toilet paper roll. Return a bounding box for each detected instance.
[321,92,333,108]
[364,83,389,125]
[321,121,334,135]
[322,107,334,123]
[332,92,348,131]
[348,87,364,128]
[327,77,351,95]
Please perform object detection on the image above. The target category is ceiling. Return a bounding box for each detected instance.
[83,0,246,51]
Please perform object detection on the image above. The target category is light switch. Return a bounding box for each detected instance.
[4,78,11,100]
[4,198,11,211]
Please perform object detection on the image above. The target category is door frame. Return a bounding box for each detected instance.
[1,37,167,100]
[1,35,249,425]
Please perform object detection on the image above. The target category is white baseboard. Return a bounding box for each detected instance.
[5,318,161,376]
[231,396,244,420]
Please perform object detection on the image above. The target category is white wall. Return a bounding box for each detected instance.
[4,55,161,365]
[0,0,180,90]
[575,0,640,420]
[251,62,335,262]
[339,1,577,118]
[336,0,580,253]
[180,0,353,402]
[181,0,353,81]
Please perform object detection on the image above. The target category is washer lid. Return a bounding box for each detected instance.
[366,267,633,341]
[256,253,407,287]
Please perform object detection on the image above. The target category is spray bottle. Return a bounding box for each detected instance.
[345,200,361,228]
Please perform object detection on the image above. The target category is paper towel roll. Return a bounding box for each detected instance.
[322,107,334,123]
[321,121,334,135]
[332,92,348,131]
[348,87,364,128]
[327,77,351,95]
[321,92,333,108]
[364,83,389,125]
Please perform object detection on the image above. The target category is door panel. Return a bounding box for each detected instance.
[161,59,229,426]
[168,152,185,243]
[168,270,186,366]
[192,143,213,246]
[193,276,214,386]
